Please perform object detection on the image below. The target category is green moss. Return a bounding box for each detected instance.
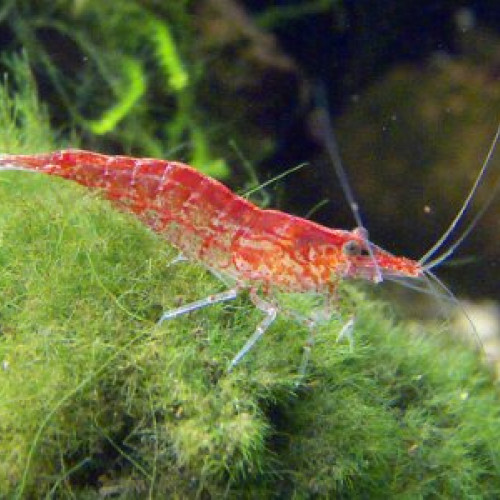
[0,53,56,153]
[1,54,500,499]
[1,184,499,497]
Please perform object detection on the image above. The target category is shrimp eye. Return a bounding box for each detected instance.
[342,240,362,256]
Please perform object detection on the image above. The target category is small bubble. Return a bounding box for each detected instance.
[455,7,475,32]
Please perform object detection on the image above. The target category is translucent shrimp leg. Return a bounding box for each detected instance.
[157,288,239,324]
[228,290,278,371]
[167,253,188,266]
[336,316,355,346]
[298,327,316,379]
[297,316,356,379]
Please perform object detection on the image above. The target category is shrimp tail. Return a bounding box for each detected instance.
[0,150,117,184]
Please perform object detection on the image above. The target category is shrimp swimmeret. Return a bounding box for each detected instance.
[0,125,498,371]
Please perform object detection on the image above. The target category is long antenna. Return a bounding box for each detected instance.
[423,167,500,270]
[420,123,500,266]
[311,82,382,283]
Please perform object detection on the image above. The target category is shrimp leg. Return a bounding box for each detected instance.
[157,288,239,324]
[298,315,355,379]
[298,329,316,379]
[167,253,188,267]
[228,289,278,371]
[336,316,355,347]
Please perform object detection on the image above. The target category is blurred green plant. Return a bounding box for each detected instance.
[0,53,56,153]
[86,56,146,135]
[0,56,500,498]
[1,0,228,178]
[255,0,342,29]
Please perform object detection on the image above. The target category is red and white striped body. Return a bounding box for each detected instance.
[0,149,422,296]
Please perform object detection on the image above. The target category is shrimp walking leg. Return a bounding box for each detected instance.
[298,329,316,379]
[167,253,188,267]
[228,290,278,371]
[157,288,239,324]
[336,316,355,349]
[298,315,355,378]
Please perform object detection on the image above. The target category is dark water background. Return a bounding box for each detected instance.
[243,0,500,301]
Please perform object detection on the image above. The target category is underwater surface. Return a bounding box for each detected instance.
[0,1,499,497]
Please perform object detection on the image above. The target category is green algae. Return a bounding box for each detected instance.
[0,53,56,154]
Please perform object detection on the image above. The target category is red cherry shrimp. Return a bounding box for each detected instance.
[0,122,498,372]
